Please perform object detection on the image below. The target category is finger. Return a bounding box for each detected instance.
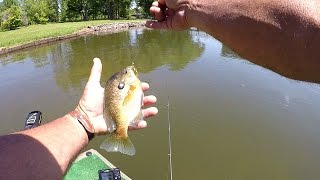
[150,6,165,21]
[137,120,147,128]
[141,82,149,91]
[143,95,157,106]
[128,107,158,131]
[158,1,167,12]
[142,107,158,118]
[158,0,166,6]
[152,1,159,6]
[87,58,102,85]
[145,20,168,29]
[128,120,147,130]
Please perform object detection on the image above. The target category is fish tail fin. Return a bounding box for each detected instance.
[100,133,136,156]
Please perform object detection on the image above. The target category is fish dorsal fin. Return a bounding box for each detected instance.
[123,84,136,106]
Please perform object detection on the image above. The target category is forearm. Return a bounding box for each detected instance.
[0,113,88,179]
[187,0,320,82]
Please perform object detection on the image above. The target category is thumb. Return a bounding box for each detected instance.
[87,57,102,85]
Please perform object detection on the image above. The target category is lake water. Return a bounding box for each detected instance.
[1,28,320,179]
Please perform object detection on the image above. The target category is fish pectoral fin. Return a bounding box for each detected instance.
[129,110,144,128]
[100,134,136,156]
[123,85,136,106]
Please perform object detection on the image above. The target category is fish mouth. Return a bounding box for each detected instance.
[121,65,137,86]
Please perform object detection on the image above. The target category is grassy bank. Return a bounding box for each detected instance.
[0,19,145,49]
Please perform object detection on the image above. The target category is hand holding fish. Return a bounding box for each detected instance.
[0,58,157,178]
[74,58,158,137]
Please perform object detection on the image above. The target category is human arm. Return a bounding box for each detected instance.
[0,58,158,180]
[147,0,320,83]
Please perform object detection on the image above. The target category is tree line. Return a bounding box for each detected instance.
[0,0,154,31]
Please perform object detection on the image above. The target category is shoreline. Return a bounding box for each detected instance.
[0,22,146,56]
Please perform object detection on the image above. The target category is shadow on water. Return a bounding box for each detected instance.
[220,44,242,59]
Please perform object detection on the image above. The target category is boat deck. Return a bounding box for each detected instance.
[64,149,131,180]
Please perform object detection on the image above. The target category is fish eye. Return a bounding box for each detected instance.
[118,82,125,90]
[125,70,128,74]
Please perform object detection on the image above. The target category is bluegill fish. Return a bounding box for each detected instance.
[100,65,144,156]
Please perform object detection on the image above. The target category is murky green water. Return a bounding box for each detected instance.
[1,28,320,179]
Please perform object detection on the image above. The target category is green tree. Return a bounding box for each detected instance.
[47,0,60,22]
[66,0,89,21]
[66,0,107,21]
[23,0,51,24]
[0,0,20,27]
[89,0,104,20]
[104,0,132,20]
[2,0,20,8]
[59,0,67,21]
[137,0,152,18]
[1,5,23,30]
[62,0,132,21]
[119,0,131,18]
[105,0,115,19]
[0,2,4,26]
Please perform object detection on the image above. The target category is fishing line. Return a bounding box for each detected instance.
[129,30,141,66]
[129,40,140,73]
[162,48,172,179]
[167,91,173,180]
